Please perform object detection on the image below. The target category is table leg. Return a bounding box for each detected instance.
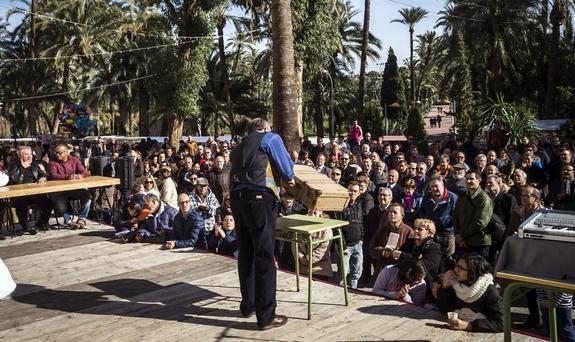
[5,201,16,238]
[336,228,348,306]
[503,282,519,342]
[307,234,313,320]
[548,291,558,342]
[294,232,300,292]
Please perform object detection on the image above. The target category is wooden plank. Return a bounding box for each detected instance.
[0,176,119,199]
[0,229,546,342]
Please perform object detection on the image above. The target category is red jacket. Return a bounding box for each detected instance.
[48,155,89,180]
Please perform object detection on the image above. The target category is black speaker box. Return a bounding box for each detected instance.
[116,156,134,191]
[91,156,111,176]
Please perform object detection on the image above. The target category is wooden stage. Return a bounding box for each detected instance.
[0,222,544,342]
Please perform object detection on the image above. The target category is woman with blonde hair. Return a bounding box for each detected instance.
[141,175,161,198]
[392,218,442,294]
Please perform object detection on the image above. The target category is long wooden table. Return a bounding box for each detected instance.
[0,176,120,199]
[0,176,120,236]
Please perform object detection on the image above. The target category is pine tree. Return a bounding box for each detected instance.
[380,48,401,120]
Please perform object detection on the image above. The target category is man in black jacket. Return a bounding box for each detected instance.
[331,181,364,289]
[485,174,517,259]
[7,146,53,234]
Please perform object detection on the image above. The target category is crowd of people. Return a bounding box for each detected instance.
[295,132,574,337]
[1,126,574,337]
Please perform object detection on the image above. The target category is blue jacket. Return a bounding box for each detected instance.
[418,190,458,235]
[170,208,205,248]
[139,202,178,235]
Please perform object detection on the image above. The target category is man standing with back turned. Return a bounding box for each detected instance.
[230,118,294,330]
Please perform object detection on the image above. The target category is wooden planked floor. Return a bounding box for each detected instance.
[0,221,545,342]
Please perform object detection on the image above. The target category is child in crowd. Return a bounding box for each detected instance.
[209,214,237,258]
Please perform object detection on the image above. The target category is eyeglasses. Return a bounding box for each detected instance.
[178,200,190,205]
[455,264,469,272]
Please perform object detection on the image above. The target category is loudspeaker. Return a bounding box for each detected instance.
[116,156,134,191]
[91,156,111,176]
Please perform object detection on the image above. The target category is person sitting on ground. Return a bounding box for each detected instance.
[156,166,178,209]
[164,193,205,250]
[7,145,53,234]
[141,175,161,198]
[372,258,427,306]
[48,144,92,229]
[135,193,178,242]
[208,213,238,258]
[392,218,441,296]
[435,253,503,333]
[112,200,143,236]
[189,177,220,246]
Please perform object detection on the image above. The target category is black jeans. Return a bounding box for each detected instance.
[12,195,53,229]
[231,189,278,327]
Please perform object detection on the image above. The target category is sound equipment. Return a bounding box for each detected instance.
[116,156,134,191]
[519,208,575,243]
[90,156,111,177]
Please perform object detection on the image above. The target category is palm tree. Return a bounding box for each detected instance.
[392,6,428,107]
[357,0,371,125]
[271,0,299,152]
[435,1,539,102]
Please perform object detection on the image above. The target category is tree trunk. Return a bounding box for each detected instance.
[217,17,234,133]
[544,0,564,118]
[271,0,300,153]
[295,62,304,137]
[28,0,38,136]
[358,0,371,124]
[138,82,150,136]
[409,27,415,107]
[52,62,70,135]
[168,114,184,148]
[313,74,324,138]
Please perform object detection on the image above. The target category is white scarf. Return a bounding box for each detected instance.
[451,273,493,303]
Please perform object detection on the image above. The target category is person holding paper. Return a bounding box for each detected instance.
[369,203,413,277]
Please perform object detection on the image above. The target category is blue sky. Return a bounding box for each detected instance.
[350,0,444,72]
[0,0,444,72]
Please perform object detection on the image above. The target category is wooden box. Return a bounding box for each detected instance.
[287,165,349,211]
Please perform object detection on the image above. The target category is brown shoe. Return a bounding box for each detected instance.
[76,218,87,229]
[258,315,287,330]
